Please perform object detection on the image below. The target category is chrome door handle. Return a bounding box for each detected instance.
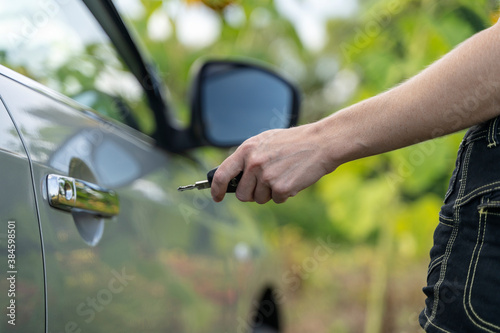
[47,174,120,217]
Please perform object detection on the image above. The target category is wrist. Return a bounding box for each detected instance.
[309,105,371,171]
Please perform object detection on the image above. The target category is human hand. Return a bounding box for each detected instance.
[210,124,335,204]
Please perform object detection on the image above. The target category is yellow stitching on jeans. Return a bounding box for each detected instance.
[468,212,500,330]
[455,182,500,207]
[464,211,500,331]
[458,185,500,206]
[471,134,488,142]
[428,255,444,275]
[460,143,473,199]
[438,220,454,228]
[492,117,499,147]
[426,143,474,329]
[463,209,489,330]
[438,213,454,227]
[464,134,488,145]
[439,213,453,222]
[429,254,444,267]
[478,200,500,210]
[487,119,494,147]
[423,309,452,333]
[487,117,499,148]
[486,211,500,217]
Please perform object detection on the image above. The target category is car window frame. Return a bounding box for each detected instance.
[82,0,178,151]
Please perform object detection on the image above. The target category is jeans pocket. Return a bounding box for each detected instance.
[424,215,454,298]
[443,143,464,204]
[461,191,500,332]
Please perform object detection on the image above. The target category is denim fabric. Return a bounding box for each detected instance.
[420,116,500,332]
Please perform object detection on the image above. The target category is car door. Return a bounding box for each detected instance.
[0,1,280,332]
[0,96,45,332]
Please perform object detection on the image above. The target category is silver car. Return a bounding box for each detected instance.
[0,0,300,332]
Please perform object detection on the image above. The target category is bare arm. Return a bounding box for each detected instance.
[211,21,500,204]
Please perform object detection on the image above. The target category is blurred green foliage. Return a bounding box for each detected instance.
[123,1,498,331]
[124,0,498,256]
[2,0,498,331]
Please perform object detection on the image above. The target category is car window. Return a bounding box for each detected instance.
[0,0,155,135]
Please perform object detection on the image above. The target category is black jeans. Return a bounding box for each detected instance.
[420,116,500,332]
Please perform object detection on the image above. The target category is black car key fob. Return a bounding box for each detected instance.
[207,167,243,193]
[178,167,243,193]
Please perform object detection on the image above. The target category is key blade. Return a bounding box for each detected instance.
[177,180,211,192]
[194,180,210,190]
[177,184,196,191]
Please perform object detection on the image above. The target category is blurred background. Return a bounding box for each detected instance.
[4,0,499,331]
[114,0,498,332]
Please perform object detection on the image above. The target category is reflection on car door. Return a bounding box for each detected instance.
[0,95,45,332]
[0,71,265,332]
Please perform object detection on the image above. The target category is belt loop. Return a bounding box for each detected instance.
[487,117,499,148]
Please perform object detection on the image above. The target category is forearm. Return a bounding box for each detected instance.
[317,21,500,168]
[211,21,500,204]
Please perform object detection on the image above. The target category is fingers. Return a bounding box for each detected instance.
[212,160,296,204]
[271,187,293,204]
[253,181,272,204]
[211,157,243,202]
[211,127,324,204]
[235,172,257,202]
[211,136,259,202]
[212,156,273,204]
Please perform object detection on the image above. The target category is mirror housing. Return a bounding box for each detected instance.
[187,60,300,149]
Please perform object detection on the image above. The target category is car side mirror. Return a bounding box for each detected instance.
[189,60,300,148]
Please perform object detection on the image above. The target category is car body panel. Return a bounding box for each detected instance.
[0,92,45,332]
[0,68,277,332]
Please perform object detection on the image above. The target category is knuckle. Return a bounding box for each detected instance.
[271,183,297,204]
[246,159,262,172]
[247,153,270,172]
[263,128,278,137]
[255,195,271,205]
[272,196,287,204]
[272,183,290,198]
[239,137,257,152]
[236,191,253,203]
[260,170,274,184]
